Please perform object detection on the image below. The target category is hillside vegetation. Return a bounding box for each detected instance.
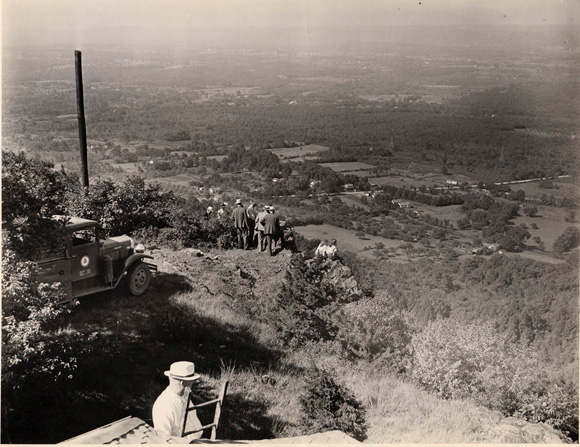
[1,152,577,443]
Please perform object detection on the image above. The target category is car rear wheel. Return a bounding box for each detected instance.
[127,262,151,295]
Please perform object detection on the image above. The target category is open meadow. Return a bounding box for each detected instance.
[294,224,401,258]
[267,144,329,160]
[320,161,376,173]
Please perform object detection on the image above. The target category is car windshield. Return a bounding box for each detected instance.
[72,228,97,246]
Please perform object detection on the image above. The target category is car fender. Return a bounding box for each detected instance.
[113,254,155,288]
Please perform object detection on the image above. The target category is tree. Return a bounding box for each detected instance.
[523,206,538,217]
[66,177,176,237]
[272,255,345,347]
[553,227,580,254]
[2,151,75,259]
[300,368,367,441]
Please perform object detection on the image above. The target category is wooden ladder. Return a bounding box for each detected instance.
[180,381,229,440]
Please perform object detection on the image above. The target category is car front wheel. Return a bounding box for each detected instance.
[127,262,151,295]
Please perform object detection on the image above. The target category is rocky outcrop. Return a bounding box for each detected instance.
[472,409,565,443]
[320,259,363,302]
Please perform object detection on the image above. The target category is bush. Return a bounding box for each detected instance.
[293,234,321,257]
[553,226,580,253]
[1,249,87,394]
[338,292,415,372]
[409,320,539,404]
[408,319,577,437]
[272,255,346,347]
[66,177,175,237]
[523,206,538,217]
[300,368,367,441]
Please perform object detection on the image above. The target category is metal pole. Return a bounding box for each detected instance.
[75,50,89,189]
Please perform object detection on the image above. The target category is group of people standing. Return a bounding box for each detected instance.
[231,199,282,256]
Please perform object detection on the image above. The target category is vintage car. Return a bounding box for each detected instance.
[35,216,157,302]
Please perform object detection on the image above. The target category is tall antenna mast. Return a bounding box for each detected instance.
[75,50,89,189]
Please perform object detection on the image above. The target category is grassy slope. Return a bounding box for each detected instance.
[18,247,564,443]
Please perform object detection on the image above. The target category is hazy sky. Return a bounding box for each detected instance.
[3,0,579,47]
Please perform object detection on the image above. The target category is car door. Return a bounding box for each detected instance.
[70,227,101,281]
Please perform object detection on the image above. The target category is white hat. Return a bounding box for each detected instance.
[207,206,213,211]
[235,198,242,205]
[164,361,200,381]
[269,206,275,212]
[264,205,271,210]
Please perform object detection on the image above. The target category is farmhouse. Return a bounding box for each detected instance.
[472,243,500,256]
[446,180,458,186]
[343,183,355,191]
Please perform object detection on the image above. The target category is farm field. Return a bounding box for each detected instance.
[338,195,370,211]
[509,180,580,202]
[150,174,197,185]
[109,162,139,173]
[512,207,580,253]
[341,170,374,177]
[280,155,321,163]
[370,176,438,188]
[413,204,466,226]
[267,144,329,159]
[503,250,566,265]
[294,223,400,258]
[370,173,476,189]
[207,155,227,162]
[320,161,376,172]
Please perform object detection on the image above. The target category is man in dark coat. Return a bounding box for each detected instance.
[260,205,280,256]
[246,202,257,249]
[254,205,269,252]
[232,199,248,249]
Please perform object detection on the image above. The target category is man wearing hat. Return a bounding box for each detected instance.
[232,198,248,249]
[152,361,203,439]
[260,205,281,256]
[254,205,269,252]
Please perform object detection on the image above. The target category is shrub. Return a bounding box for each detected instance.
[523,206,538,217]
[66,177,175,237]
[294,234,321,257]
[407,318,577,436]
[409,320,539,404]
[553,226,580,253]
[1,249,85,393]
[272,255,347,347]
[300,368,367,441]
[338,292,415,372]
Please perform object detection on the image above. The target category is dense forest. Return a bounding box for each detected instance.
[3,40,579,183]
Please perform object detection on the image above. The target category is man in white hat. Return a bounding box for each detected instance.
[152,361,203,439]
